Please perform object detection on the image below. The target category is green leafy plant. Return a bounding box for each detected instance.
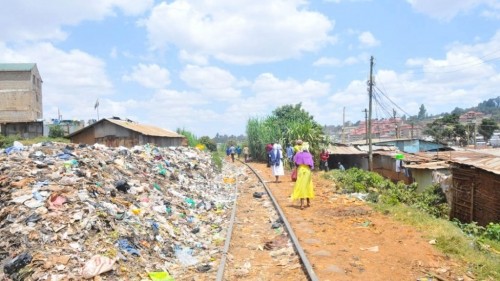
[176,128,198,147]
[484,223,500,241]
[48,124,65,138]
[0,134,20,148]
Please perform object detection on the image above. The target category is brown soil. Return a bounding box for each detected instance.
[243,162,469,281]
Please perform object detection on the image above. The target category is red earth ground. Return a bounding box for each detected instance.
[243,161,471,281]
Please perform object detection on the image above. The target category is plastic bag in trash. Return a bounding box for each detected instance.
[115,180,130,193]
[4,252,32,275]
[117,238,140,256]
[175,247,198,266]
[148,271,175,281]
[81,255,116,279]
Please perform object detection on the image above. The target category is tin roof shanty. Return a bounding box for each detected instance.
[68,118,186,148]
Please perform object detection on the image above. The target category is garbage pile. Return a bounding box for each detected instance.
[0,142,236,280]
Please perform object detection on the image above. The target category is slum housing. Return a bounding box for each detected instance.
[68,117,187,148]
[328,139,500,226]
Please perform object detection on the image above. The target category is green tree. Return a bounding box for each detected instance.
[418,104,427,120]
[478,118,499,141]
[198,136,217,151]
[270,103,324,146]
[424,114,468,145]
[246,104,326,162]
[49,125,65,138]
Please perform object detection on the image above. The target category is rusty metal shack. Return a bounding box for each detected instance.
[67,118,186,148]
[448,153,500,226]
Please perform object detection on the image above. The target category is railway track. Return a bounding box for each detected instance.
[216,160,318,281]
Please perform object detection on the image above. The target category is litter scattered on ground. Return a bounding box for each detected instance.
[0,142,237,280]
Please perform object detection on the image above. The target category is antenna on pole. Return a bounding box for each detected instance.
[94,99,100,120]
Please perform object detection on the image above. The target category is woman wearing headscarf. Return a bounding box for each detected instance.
[291,142,314,209]
[270,143,285,182]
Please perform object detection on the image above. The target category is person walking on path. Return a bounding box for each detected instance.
[236,145,242,159]
[319,149,330,172]
[286,143,294,170]
[229,145,236,162]
[243,146,249,162]
[270,143,285,182]
[293,139,303,154]
[291,142,314,210]
[265,143,274,167]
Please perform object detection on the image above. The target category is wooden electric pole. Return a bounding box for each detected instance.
[363,108,368,144]
[368,56,374,171]
[341,107,346,143]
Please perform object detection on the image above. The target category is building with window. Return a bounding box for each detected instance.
[0,63,43,137]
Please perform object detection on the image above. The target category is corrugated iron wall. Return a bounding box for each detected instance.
[451,164,500,226]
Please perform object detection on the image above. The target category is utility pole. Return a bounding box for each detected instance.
[474,117,477,149]
[411,122,414,139]
[393,108,398,139]
[363,108,368,144]
[368,56,374,171]
[341,107,346,144]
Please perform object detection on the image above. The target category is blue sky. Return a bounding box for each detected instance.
[2,0,500,137]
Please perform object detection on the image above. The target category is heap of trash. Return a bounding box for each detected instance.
[0,141,236,280]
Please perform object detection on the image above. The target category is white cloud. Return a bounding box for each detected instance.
[358,31,380,48]
[180,65,241,100]
[406,0,488,21]
[0,42,113,120]
[313,53,369,66]
[326,29,500,124]
[313,57,342,67]
[252,73,330,100]
[179,50,209,65]
[143,0,334,64]
[123,63,170,89]
[0,0,154,42]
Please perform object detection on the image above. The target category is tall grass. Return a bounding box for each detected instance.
[246,117,278,161]
[373,204,500,280]
[176,128,198,147]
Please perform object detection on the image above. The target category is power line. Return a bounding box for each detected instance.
[374,86,412,117]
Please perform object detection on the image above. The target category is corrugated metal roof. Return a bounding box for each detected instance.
[404,161,449,170]
[0,63,35,71]
[373,150,430,163]
[449,155,500,175]
[356,145,398,152]
[417,150,500,175]
[105,118,184,138]
[327,145,366,155]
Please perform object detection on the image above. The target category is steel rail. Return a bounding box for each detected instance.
[215,176,239,281]
[216,160,318,281]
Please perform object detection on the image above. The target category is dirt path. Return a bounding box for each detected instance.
[245,162,467,281]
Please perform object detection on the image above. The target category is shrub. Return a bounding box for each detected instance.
[49,125,65,138]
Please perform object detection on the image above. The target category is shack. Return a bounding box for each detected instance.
[67,118,186,148]
[449,156,500,226]
[372,138,447,153]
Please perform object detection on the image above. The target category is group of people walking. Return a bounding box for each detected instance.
[230,140,341,210]
[266,139,315,210]
[226,145,250,162]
